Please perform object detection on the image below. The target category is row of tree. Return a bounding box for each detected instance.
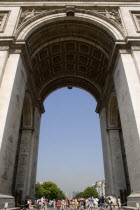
[74,187,98,198]
[35,182,98,200]
[35,181,66,200]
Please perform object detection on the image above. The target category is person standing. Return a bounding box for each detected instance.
[72,200,75,210]
[93,198,98,209]
[41,197,44,204]
[100,196,105,210]
[75,199,79,209]
[108,197,113,210]
[44,200,48,210]
[56,200,61,210]
[37,199,42,210]
[53,200,56,209]
[118,197,121,208]
[89,199,93,210]
[61,200,65,210]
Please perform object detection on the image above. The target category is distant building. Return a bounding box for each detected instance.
[92,180,106,197]
[39,182,43,185]
[36,181,43,185]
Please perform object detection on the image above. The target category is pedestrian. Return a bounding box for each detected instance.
[75,199,79,209]
[118,197,121,208]
[85,199,89,209]
[61,200,65,210]
[44,200,48,210]
[80,200,84,210]
[29,200,32,209]
[108,197,113,210]
[93,198,98,209]
[56,200,61,210]
[53,200,56,209]
[37,199,42,210]
[88,199,93,210]
[72,200,75,210]
[83,200,86,209]
[41,197,44,204]
[100,196,105,210]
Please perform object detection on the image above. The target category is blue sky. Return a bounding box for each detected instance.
[36,87,104,198]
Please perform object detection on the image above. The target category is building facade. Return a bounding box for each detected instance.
[92,180,106,197]
[0,0,140,208]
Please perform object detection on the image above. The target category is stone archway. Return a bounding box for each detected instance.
[13,11,126,203]
[0,4,140,208]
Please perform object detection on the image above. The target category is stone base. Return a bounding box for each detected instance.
[0,194,15,209]
[127,193,140,208]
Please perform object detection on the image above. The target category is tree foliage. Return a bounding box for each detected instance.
[35,183,44,198]
[35,181,66,200]
[83,187,98,198]
[75,187,98,198]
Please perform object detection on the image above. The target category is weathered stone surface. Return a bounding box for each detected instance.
[0,194,15,209]
[114,52,140,206]
[0,54,27,195]
[100,108,116,197]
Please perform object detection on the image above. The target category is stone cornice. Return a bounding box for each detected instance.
[106,127,121,131]
[0,1,140,7]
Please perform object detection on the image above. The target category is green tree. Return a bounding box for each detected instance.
[83,187,98,198]
[35,183,44,198]
[57,189,66,200]
[35,181,66,200]
[74,187,98,199]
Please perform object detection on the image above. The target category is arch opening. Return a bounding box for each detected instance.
[37,87,105,198]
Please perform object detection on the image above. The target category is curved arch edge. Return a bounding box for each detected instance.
[15,10,125,41]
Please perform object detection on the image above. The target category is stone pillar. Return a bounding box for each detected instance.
[0,53,27,207]
[0,49,8,85]
[15,107,41,202]
[131,47,140,77]
[114,51,140,206]
[15,129,33,202]
[100,108,126,198]
[26,107,41,200]
[100,108,115,197]
[107,129,126,197]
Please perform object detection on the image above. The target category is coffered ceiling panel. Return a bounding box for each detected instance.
[26,20,114,101]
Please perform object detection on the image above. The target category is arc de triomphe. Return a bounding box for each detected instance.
[0,0,140,208]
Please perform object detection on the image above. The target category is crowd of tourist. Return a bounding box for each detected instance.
[25,196,121,210]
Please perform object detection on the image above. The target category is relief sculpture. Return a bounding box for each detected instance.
[18,9,47,26]
[18,8,123,30]
[97,9,123,28]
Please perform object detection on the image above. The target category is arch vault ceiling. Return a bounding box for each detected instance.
[26,20,115,101]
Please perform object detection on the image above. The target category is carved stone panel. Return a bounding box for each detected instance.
[17,7,123,32]
[132,12,140,32]
[0,11,9,32]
